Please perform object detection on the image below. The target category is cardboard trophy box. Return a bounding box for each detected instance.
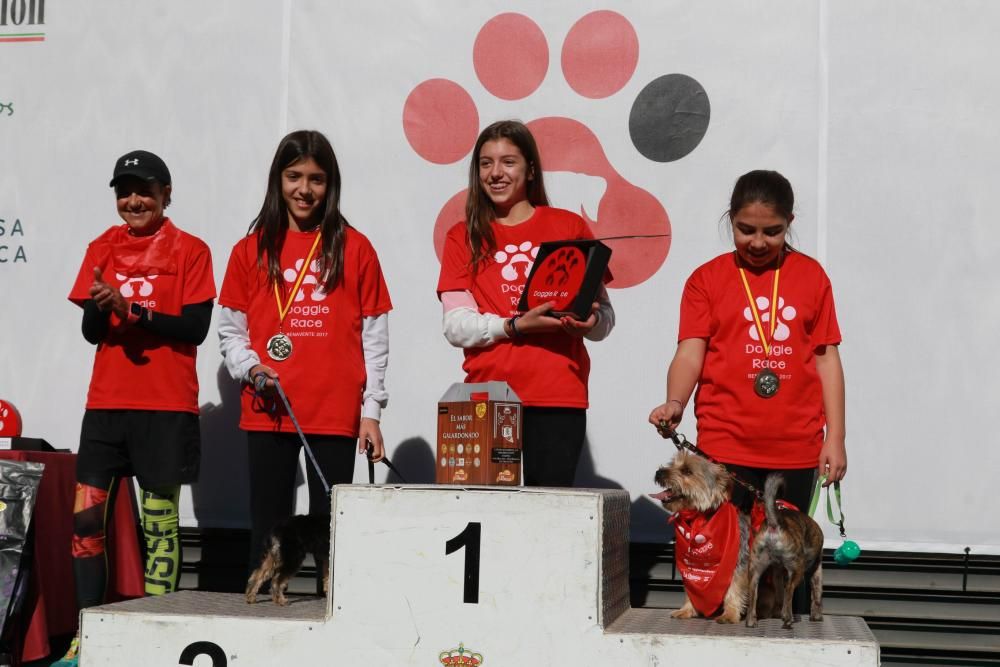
[436,382,522,486]
[516,239,612,320]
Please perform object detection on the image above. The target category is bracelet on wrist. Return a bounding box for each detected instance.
[508,315,523,337]
[667,398,684,409]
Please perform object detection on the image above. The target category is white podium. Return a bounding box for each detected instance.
[80,486,879,666]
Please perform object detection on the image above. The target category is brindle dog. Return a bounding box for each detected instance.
[745,474,825,629]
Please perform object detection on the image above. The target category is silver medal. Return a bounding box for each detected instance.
[754,369,780,398]
[266,333,293,361]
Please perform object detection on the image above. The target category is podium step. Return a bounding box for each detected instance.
[607,607,874,642]
[630,543,1000,665]
[77,487,877,666]
[92,590,325,622]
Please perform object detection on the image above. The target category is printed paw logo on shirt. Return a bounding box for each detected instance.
[115,272,157,298]
[404,11,710,288]
[283,258,328,302]
[744,297,797,342]
[494,241,539,282]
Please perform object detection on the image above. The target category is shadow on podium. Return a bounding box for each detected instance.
[186,528,252,593]
[384,437,434,484]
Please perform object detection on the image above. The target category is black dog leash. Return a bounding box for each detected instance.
[366,443,407,484]
[259,375,332,496]
[254,373,406,489]
[657,421,764,501]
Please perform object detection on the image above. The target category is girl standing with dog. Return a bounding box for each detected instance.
[219,130,392,570]
[649,169,846,505]
[437,120,615,487]
[60,150,216,666]
[648,169,845,610]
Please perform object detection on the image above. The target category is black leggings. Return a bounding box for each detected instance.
[521,407,586,487]
[246,431,356,571]
[723,464,817,615]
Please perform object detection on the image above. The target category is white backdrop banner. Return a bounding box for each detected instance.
[1,0,998,553]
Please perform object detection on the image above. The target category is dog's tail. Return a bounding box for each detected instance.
[763,473,785,529]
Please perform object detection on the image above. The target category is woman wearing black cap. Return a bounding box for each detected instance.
[57,151,216,666]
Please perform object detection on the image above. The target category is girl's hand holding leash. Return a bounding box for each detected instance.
[359,417,384,462]
[648,399,684,436]
[818,435,847,486]
[250,365,279,394]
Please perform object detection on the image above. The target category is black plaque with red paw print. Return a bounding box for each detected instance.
[517,239,612,320]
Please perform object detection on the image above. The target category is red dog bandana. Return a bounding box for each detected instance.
[750,499,800,534]
[671,501,740,617]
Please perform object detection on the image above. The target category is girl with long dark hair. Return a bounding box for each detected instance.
[219,130,392,569]
[436,120,615,487]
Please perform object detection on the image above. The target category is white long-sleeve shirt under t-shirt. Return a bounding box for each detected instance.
[218,305,389,421]
[440,285,615,348]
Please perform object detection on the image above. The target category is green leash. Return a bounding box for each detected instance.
[808,475,846,537]
[808,475,860,564]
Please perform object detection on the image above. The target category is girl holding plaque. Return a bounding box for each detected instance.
[437,120,615,487]
[647,168,846,522]
[219,130,392,569]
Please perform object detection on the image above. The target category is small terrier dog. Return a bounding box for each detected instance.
[745,474,825,629]
[653,451,751,624]
[245,514,331,606]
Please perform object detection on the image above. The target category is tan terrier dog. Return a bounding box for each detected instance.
[652,451,751,623]
[745,474,825,629]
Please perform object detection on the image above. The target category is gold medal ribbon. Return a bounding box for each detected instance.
[273,231,323,329]
[738,261,780,356]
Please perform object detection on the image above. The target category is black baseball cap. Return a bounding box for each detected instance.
[109,150,171,187]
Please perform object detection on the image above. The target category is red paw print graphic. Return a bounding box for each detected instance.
[527,246,587,311]
[404,11,710,289]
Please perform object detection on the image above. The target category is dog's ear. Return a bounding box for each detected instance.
[710,461,733,503]
[717,464,735,493]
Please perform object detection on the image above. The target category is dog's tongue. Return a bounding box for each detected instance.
[649,490,672,501]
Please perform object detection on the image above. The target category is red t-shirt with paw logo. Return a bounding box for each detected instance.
[436,206,593,408]
[68,219,216,414]
[220,226,392,437]
[679,251,841,468]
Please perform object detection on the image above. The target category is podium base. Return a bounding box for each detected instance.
[81,486,879,666]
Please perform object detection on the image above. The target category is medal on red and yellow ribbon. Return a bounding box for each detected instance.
[738,258,782,398]
[266,232,322,361]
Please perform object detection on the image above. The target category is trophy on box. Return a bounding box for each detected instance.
[516,239,612,320]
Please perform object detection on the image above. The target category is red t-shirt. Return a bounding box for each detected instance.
[219,226,392,437]
[68,219,216,414]
[436,206,593,408]
[679,251,841,468]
